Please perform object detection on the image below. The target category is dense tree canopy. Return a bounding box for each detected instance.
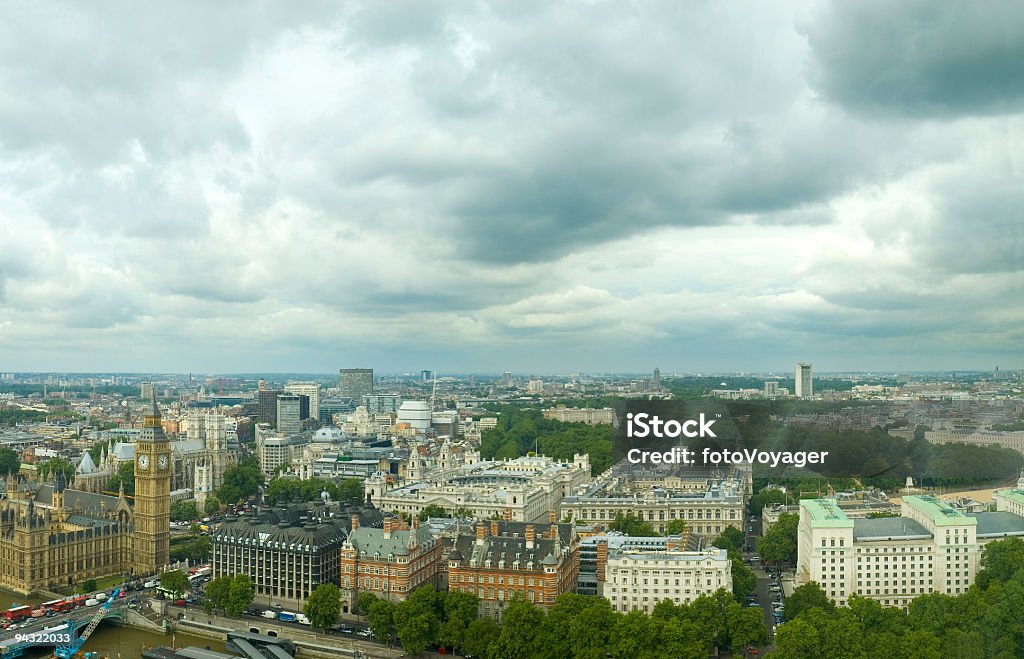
[364,585,766,658]
[160,570,190,598]
[107,461,135,495]
[773,538,1024,658]
[265,476,363,506]
[757,513,798,564]
[0,447,21,475]
[217,457,263,503]
[304,583,342,632]
[608,512,656,536]
[170,500,198,521]
[480,405,613,474]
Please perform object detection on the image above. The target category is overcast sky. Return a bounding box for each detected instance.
[1,1,1022,375]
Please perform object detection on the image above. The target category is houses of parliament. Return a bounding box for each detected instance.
[0,393,171,595]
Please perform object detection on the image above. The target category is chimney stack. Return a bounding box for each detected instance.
[476,522,486,546]
[526,524,535,549]
[503,507,512,521]
[548,510,557,523]
[383,516,394,539]
[550,523,558,539]
[491,520,500,537]
[596,540,608,583]
[351,514,359,531]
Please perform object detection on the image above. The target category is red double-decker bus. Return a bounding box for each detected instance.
[4,605,32,621]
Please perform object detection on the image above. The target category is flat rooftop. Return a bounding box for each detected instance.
[853,517,932,541]
[800,499,854,528]
[970,511,1024,538]
[995,489,1024,507]
[903,495,976,527]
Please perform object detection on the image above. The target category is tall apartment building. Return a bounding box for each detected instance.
[797,495,984,609]
[601,546,732,613]
[446,517,579,619]
[795,363,813,398]
[764,380,780,398]
[339,368,374,402]
[284,382,320,420]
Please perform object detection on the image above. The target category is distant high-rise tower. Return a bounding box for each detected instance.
[276,393,302,435]
[764,380,779,398]
[502,371,512,387]
[421,370,433,382]
[795,363,813,398]
[339,368,374,402]
[284,382,320,420]
[653,368,661,389]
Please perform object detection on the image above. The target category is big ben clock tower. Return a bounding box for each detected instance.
[134,390,172,575]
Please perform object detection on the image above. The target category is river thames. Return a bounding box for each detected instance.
[0,589,225,657]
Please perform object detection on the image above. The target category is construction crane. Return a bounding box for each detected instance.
[51,587,121,659]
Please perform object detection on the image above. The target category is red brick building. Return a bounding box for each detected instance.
[446,515,579,619]
[339,514,443,612]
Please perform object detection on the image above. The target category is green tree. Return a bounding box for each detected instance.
[567,597,618,659]
[784,582,835,622]
[748,488,787,517]
[225,574,254,616]
[976,537,1024,589]
[757,513,798,564]
[356,592,378,616]
[38,458,75,483]
[664,519,687,535]
[491,596,545,659]
[725,602,767,654]
[439,590,478,651]
[218,460,263,503]
[337,478,364,505]
[713,526,746,553]
[170,500,198,521]
[0,447,21,475]
[394,584,443,653]
[731,558,757,601]
[304,583,342,633]
[160,570,190,598]
[206,575,232,613]
[609,511,656,536]
[204,495,221,516]
[396,611,436,655]
[368,600,397,645]
[107,461,135,496]
[462,618,500,658]
[417,503,448,522]
[81,578,98,593]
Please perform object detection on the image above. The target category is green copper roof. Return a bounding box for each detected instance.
[995,490,1024,507]
[902,495,977,527]
[800,498,854,528]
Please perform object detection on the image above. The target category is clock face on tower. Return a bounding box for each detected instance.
[138,454,150,470]
[158,455,169,470]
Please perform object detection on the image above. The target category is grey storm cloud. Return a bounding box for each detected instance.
[803,0,1024,117]
[0,0,1021,373]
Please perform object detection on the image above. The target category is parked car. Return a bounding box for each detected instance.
[144,580,158,588]
[173,599,186,606]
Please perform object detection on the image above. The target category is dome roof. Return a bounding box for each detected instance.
[313,426,346,442]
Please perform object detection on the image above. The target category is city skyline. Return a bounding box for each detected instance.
[0,2,1021,373]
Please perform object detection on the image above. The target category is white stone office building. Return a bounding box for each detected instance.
[797,495,983,609]
[602,547,732,613]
